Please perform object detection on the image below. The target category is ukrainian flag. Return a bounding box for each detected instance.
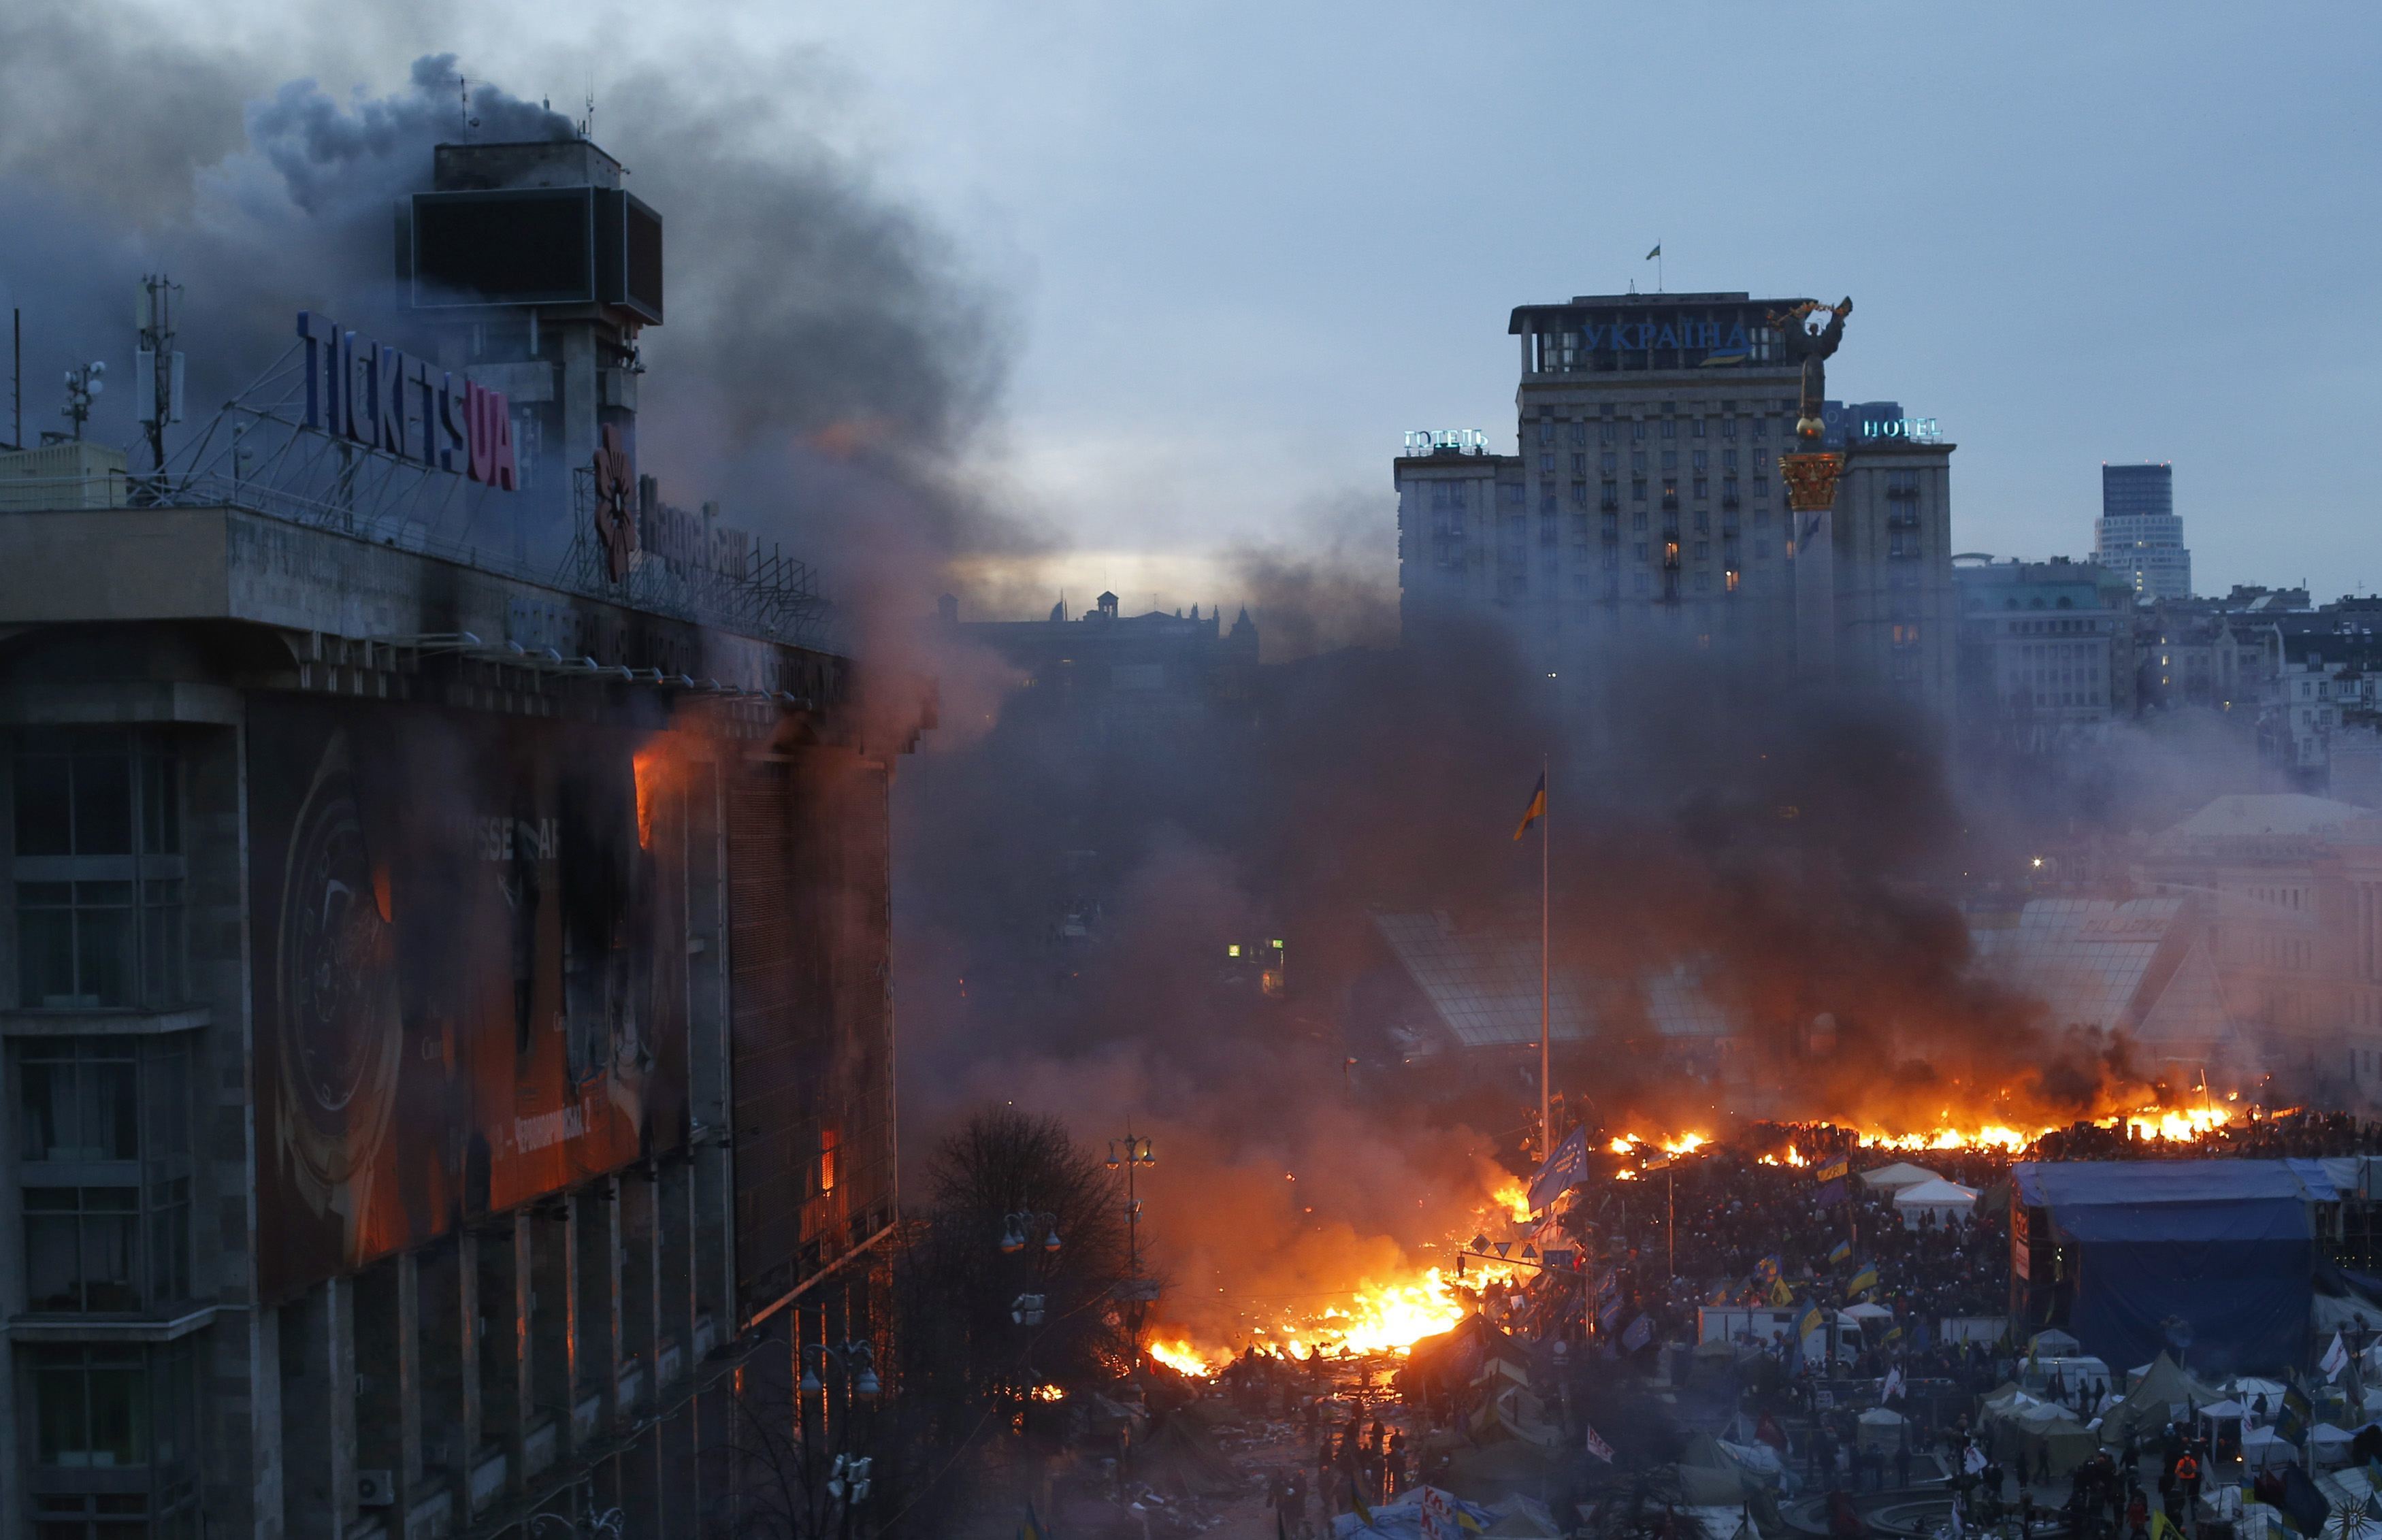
[1795,1298,1823,1343]
[1846,1265,1879,1297]
[1513,773,1547,841]
[1827,1239,1852,1266]
[1814,1153,1850,1186]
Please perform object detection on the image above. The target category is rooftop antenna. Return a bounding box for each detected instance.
[11,308,20,452]
[135,274,185,473]
[580,80,596,140]
[459,75,480,136]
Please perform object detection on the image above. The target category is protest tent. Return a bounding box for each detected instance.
[1855,1407,1908,1453]
[2100,1351,2225,1447]
[2032,1328,2084,1357]
[1894,1177,1980,1229]
[1995,1405,2099,1479]
[2242,1424,2294,1470]
[1859,1162,1943,1194]
[2012,1160,2333,1373]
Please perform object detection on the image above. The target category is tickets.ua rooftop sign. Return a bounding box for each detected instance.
[295,312,518,489]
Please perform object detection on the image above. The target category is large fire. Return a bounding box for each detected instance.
[1147,1262,1522,1377]
[1145,1101,2242,1376]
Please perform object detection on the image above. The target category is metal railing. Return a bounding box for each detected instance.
[5,343,843,655]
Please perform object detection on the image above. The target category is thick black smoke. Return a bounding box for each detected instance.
[0,35,1037,650]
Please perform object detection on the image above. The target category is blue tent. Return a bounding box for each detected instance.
[2012,1160,2336,1375]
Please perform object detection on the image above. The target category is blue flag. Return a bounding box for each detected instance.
[1528,1124,1590,1214]
[1827,1239,1852,1266]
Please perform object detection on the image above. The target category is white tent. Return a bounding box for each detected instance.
[2242,1426,2294,1470]
[1893,1177,1980,1228]
[1859,1161,1944,1194]
[1842,1303,1895,1324]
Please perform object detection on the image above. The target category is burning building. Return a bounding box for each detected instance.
[0,137,911,1538]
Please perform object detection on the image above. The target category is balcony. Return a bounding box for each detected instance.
[1661,493,1680,512]
[1600,497,1620,513]
[1721,494,1740,510]
[1886,484,1921,502]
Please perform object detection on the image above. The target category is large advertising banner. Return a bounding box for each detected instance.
[249,695,687,1302]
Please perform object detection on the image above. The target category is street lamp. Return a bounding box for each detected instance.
[1001,1209,1062,1254]
[800,1340,881,1398]
[1107,1129,1157,1359]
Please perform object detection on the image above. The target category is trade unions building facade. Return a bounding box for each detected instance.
[0,136,910,1540]
[1394,291,1957,719]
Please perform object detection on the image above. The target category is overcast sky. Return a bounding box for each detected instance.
[18,1,2382,611]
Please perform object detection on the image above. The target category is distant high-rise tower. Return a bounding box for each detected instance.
[2094,462,2189,600]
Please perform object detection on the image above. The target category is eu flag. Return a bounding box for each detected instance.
[1528,1124,1590,1213]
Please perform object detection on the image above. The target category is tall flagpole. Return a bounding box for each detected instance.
[1540,751,1551,1158]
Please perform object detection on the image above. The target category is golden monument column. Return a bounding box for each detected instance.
[1774,297,1853,681]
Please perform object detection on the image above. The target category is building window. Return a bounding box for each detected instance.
[1569,422,1586,446]
[1661,419,1676,438]
[1754,476,1769,501]
[1537,453,1553,474]
[1633,571,1652,595]
[1725,569,1740,593]
[1601,480,1619,510]
[1693,477,1709,502]
[1601,452,1617,474]
[1630,451,1647,474]
[1631,510,1647,531]
[1694,571,1712,593]
[1753,450,1769,472]
[1723,419,1737,440]
[28,1342,197,1528]
[1752,419,1767,440]
[1633,542,1648,563]
[1537,422,1554,445]
[1661,482,1679,510]
[1571,480,1588,507]
[1631,479,1647,502]
[1692,418,1707,438]
[14,730,185,1011]
[1599,423,1615,445]
[1570,453,1587,475]
[1691,450,1708,471]
[1539,488,1556,514]
[1661,450,1678,473]
[1695,541,1711,562]
[1694,510,1710,534]
[1631,422,1646,442]
[1723,448,1738,470]
[18,1034,193,1315]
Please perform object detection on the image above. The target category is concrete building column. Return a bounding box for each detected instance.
[276,1278,355,1537]
[528,1201,576,1481]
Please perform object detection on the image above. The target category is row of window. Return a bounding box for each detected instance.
[1546,448,1772,475]
[1532,403,1791,442]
